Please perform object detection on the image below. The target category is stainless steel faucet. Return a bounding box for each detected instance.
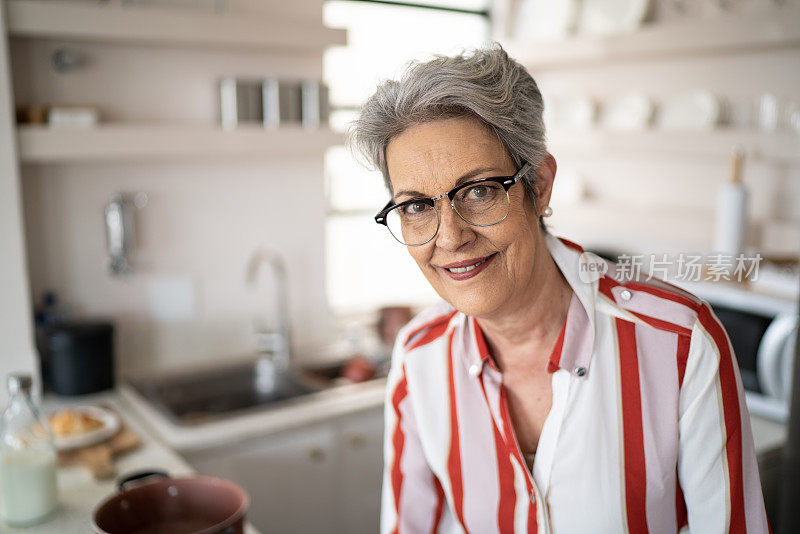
[245,249,291,371]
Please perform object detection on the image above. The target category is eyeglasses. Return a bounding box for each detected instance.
[374,161,532,246]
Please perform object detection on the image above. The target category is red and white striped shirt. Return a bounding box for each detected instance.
[381,233,769,533]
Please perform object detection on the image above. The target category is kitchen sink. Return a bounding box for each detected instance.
[129,358,331,426]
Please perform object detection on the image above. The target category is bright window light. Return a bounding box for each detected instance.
[323,1,490,314]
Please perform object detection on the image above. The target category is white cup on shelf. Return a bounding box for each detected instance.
[757,93,780,133]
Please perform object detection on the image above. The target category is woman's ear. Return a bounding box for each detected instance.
[535,153,557,216]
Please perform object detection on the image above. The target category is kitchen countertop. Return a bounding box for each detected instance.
[118,373,787,459]
[119,377,387,453]
[0,390,260,534]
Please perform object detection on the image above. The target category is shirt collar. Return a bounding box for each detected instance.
[545,234,597,377]
[461,234,597,379]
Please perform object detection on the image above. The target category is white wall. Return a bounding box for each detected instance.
[0,0,37,406]
[10,1,336,378]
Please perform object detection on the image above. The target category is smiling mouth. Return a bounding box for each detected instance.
[443,254,495,273]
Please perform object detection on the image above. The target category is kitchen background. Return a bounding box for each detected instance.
[0,0,799,532]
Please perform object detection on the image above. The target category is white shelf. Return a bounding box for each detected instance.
[6,0,346,52]
[503,5,800,69]
[551,200,800,257]
[546,129,800,163]
[17,123,345,163]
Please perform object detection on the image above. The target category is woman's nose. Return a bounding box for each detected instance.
[434,201,473,251]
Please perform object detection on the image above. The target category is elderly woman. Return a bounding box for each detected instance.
[350,45,768,533]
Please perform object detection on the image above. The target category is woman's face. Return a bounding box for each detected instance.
[385,116,555,319]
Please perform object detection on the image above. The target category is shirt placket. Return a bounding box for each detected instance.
[476,361,578,534]
[468,309,586,531]
[532,367,573,532]
[476,364,547,523]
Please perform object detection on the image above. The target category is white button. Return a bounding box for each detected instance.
[574,366,587,377]
[620,289,632,301]
[468,363,481,377]
[530,489,536,503]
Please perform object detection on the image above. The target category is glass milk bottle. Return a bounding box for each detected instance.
[0,374,58,526]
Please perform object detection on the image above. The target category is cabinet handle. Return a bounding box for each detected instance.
[347,433,366,448]
[307,446,326,462]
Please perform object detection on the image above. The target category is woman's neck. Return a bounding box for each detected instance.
[477,242,573,373]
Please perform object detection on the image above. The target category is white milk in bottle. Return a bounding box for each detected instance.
[0,374,58,526]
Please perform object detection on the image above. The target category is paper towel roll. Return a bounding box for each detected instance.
[713,182,748,255]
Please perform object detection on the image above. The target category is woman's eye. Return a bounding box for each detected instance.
[469,186,489,199]
[461,185,492,201]
[402,202,429,215]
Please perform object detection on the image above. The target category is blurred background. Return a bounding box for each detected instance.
[0,0,798,532]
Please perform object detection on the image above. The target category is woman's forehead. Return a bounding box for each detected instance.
[386,118,512,195]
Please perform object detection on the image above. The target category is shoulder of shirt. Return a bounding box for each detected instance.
[396,301,459,354]
[549,235,708,336]
[595,257,711,337]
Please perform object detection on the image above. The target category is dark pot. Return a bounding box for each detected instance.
[92,471,249,534]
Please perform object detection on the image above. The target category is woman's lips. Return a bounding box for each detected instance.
[440,253,496,281]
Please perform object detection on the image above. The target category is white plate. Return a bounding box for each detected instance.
[513,0,580,41]
[578,0,650,35]
[551,94,597,130]
[50,406,120,451]
[656,91,721,132]
[600,92,654,131]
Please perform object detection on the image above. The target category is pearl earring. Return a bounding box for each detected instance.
[542,206,553,217]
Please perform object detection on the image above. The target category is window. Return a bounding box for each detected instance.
[323,0,491,313]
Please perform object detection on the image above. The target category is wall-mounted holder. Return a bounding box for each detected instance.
[51,48,87,73]
[104,192,148,276]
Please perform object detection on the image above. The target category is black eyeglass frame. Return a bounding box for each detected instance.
[374,161,533,246]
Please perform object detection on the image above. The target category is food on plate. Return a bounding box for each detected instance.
[48,409,104,437]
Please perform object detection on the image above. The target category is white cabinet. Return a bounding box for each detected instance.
[187,422,338,533]
[184,406,384,534]
[337,408,384,534]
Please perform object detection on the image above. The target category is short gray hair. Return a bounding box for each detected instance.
[348,43,549,229]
